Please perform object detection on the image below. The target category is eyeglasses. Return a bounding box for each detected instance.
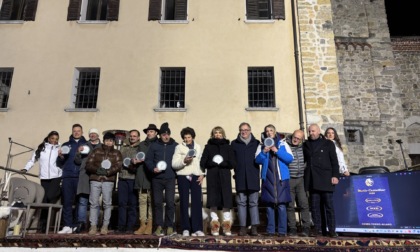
[292,136,302,141]
[240,129,250,132]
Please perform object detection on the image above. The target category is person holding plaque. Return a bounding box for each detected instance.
[172,127,205,237]
[145,122,178,236]
[200,126,236,236]
[85,132,122,235]
[255,124,294,237]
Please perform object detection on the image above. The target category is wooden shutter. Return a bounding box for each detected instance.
[23,0,39,21]
[246,0,259,20]
[67,0,82,21]
[148,0,162,21]
[107,0,120,21]
[174,0,187,20]
[272,0,285,20]
[0,0,13,20]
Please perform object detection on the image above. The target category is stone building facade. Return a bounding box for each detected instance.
[298,0,418,171]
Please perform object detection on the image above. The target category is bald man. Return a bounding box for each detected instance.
[285,130,311,237]
[303,124,339,238]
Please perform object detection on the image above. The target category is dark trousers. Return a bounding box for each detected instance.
[152,178,175,228]
[177,175,203,232]
[41,177,62,203]
[310,190,335,233]
[61,177,78,227]
[118,179,138,230]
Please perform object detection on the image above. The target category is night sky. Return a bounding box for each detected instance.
[385,0,420,37]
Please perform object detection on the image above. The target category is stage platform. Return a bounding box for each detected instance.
[1,232,419,251]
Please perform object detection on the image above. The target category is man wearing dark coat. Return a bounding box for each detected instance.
[231,122,261,236]
[303,124,340,238]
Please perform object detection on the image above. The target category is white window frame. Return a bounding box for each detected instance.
[159,0,189,24]
[77,0,109,24]
[65,67,100,112]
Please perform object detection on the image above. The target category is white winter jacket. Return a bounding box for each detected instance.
[172,142,204,176]
[24,142,62,179]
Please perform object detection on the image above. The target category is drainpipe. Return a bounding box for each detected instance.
[291,0,305,131]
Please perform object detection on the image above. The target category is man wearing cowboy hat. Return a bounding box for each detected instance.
[133,124,159,235]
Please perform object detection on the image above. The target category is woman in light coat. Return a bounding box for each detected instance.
[172,127,205,237]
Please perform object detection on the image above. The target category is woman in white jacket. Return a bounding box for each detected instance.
[22,131,63,203]
[325,127,350,176]
[172,127,205,237]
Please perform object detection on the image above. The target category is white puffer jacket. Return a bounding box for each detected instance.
[24,142,62,179]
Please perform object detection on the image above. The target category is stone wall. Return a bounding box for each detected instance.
[329,0,409,171]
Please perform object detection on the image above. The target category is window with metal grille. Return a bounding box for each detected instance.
[160,68,185,108]
[73,68,100,109]
[0,68,13,109]
[248,67,275,108]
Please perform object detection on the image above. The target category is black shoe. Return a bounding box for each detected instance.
[309,229,322,237]
[301,227,310,237]
[238,226,247,236]
[278,233,286,237]
[74,222,86,234]
[115,228,126,234]
[250,225,259,236]
[288,229,297,237]
[265,233,276,237]
[125,227,134,234]
[329,231,338,238]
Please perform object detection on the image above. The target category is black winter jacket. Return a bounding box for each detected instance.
[231,134,261,192]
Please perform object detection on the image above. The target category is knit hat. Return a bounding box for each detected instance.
[88,128,99,136]
[103,132,115,142]
[159,122,171,135]
[143,124,160,134]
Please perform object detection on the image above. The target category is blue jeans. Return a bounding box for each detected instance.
[77,193,89,224]
[89,181,114,226]
[236,191,260,227]
[266,203,287,234]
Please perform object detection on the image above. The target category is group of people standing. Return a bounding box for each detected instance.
[22,121,349,238]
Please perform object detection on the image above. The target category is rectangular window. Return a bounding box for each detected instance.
[248,67,275,108]
[148,0,187,21]
[0,68,13,109]
[160,68,185,108]
[246,0,285,20]
[0,0,38,21]
[67,0,120,21]
[85,0,108,20]
[72,68,100,109]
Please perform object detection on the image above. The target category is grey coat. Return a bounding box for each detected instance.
[75,141,102,195]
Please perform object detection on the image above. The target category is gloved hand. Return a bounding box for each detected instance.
[96,167,108,176]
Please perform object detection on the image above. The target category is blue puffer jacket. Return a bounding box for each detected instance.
[57,135,87,178]
[255,136,294,204]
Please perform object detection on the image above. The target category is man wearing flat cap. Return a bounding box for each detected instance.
[145,122,178,236]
